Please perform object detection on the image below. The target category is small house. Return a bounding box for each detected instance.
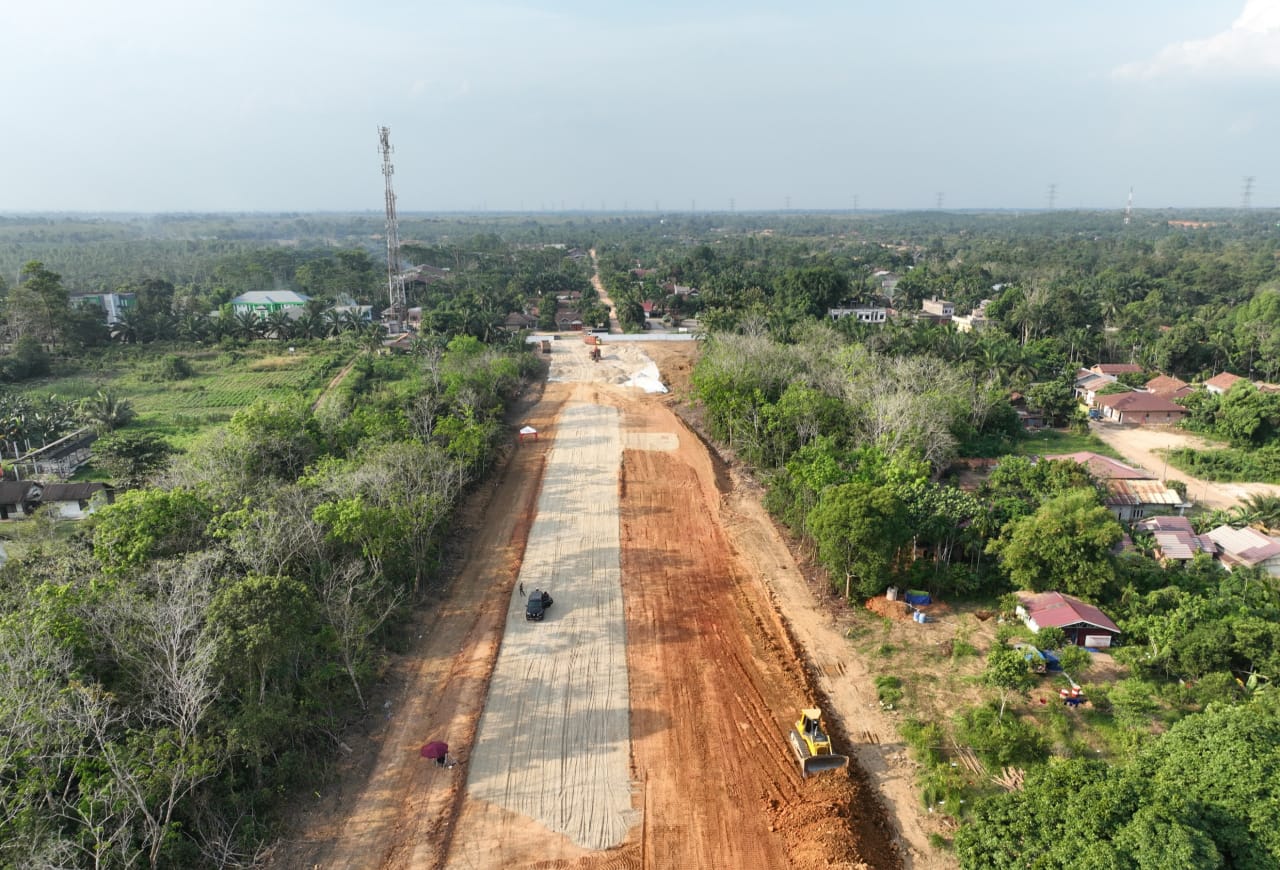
[1204,372,1244,396]
[1133,515,1217,564]
[1204,525,1280,576]
[1017,591,1121,648]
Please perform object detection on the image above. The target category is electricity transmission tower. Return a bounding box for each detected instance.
[1242,176,1255,209]
[378,126,407,330]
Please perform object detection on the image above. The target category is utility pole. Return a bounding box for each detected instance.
[378,126,407,331]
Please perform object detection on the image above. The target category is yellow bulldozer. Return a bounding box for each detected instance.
[788,707,850,778]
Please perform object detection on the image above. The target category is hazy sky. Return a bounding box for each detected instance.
[3,0,1277,212]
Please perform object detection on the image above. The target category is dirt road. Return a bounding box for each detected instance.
[275,338,907,870]
[1089,422,1280,511]
[589,248,621,334]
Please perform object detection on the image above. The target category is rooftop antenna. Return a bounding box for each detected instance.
[378,126,407,331]
[1047,183,1057,211]
[1123,187,1134,225]
[1242,176,1255,209]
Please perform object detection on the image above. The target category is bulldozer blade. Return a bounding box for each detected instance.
[800,754,850,777]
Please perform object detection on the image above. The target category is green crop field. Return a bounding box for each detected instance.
[19,342,351,447]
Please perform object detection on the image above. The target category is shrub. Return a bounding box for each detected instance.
[875,675,904,707]
[954,704,1050,768]
[157,353,194,380]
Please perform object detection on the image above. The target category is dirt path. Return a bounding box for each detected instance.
[1089,422,1280,511]
[311,354,360,413]
[588,248,621,334]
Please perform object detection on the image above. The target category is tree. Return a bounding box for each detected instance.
[982,644,1036,719]
[4,261,71,345]
[78,389,135,433]
[207,573,315,704]
[988,489,1123,599]
[806,481,910,599]
[92,488,213,573]
[91,431,174,487]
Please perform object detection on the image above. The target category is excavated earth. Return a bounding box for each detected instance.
[274,339,903,870]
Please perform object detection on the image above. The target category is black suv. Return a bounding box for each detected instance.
[525,589,554,621]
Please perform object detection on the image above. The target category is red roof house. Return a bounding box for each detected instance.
[1204,372,1244,395]
[1016,591,1121,648]
[1094,391,1189,425]
[1091,363,1144,376]
[1145,375,1193,400]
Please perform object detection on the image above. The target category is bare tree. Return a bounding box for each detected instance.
[319,560,403,710]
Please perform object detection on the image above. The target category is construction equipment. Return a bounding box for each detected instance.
[788,708,850,778]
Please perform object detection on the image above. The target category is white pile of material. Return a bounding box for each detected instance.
[622,363,668,394]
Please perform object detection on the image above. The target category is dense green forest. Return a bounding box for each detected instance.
[3,210,1280,867]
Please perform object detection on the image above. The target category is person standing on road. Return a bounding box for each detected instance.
[519,582,525,597]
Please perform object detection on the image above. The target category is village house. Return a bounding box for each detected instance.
[919,297,954,321]
[1204,371,1244,396]
[1073,368,1118,405]
[1017,591,1122,648]
[1044,451,1186,521]
[1133,515,1217,564]
[828,306,888,324]
[1090,363,1144,377]
[1203,525,1280,577]
[951,301,992,333]
[1092,391,1190,426]
[0,480,112,520]
[1144,374,1194,401]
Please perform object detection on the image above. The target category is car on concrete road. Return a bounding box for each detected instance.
[525,589,554,621]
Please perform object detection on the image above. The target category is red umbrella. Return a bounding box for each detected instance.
[420,741,449,760]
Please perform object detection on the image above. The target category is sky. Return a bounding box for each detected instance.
[2,0,1277,212]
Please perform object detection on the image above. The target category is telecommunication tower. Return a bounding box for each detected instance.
[1047,183,1057,210]
[1242,176,1255,209]
[1123,187,1134,225]
[378,126,407,330]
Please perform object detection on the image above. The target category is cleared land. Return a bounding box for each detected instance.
[1089,421,1280,510]
[275,338,905,870]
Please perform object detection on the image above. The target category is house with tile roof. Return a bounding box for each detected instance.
[1204,371,1244,395]
[1016,591,1121,648]
[1090,363,1144,376]
[1093,391,1190,425]
[1144,374,1194,400]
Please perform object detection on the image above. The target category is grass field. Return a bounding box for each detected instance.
[1011,427,1124,459]
[21,342,350,449]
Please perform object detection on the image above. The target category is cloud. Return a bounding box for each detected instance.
[1114,0,1280,79]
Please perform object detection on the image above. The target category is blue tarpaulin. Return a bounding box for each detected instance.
[905,590,932,606]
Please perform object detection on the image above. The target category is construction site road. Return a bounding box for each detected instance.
[273,338,908,870]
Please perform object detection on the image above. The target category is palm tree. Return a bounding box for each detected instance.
[79,390,135,433]
[234,310,264,340]
[1239,493,1280,533]
[264,309,294,340]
